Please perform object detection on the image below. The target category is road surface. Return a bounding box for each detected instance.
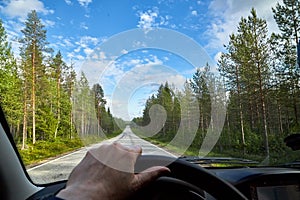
[27,126,176,184]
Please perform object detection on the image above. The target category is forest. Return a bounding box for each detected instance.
[0,1,299,165]
[133,2,300,163]
[0,11,122,164]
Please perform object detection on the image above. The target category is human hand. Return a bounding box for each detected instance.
[56,142,170,200]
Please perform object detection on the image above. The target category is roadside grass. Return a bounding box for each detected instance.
[18,138,84,166]
[153,139,299,167]
[18,130,123,166]
[133,129,298,167]
[141,138,268,167]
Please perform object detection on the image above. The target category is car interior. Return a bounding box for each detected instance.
[1,104,300,199]
[1,0,300,200]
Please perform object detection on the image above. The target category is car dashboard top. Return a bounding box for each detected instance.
[210,167,300,200]
[27,164,300,200]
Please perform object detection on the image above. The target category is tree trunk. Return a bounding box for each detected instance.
[54,69,61,139]
[236,65,246,154]
[257,62,269,158]
[277,102,283,134]
[32,45,36,144]
[22,94,27,150]
[293,91,298,125]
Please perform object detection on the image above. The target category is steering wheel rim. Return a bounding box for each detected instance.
[134,155,248,200]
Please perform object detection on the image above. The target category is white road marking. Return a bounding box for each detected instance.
[27,148,87,172]
[27,126,176,184]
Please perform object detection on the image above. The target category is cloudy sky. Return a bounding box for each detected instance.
[0,0,282,120]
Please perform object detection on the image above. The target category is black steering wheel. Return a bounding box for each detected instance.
[133,155,248,200]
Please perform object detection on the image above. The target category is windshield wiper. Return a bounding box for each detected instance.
[276,161,300,168]
[179,156,259,165]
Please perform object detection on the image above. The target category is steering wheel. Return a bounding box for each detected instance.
[133,155,248,200]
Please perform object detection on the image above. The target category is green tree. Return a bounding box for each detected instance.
[19,10,51,144]
[64,62,77,139]
[49,51,67,138]
[178,81,198,145]
[93,83,108,134]
[156,82,174,136]
[241,9,270,157]
[272,0,300,125]
[190,64,211,135]
[218,9,271,157]
[218,41,246,153]
[0,20,22,139]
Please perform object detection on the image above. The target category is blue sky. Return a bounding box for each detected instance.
[0,0,281,120]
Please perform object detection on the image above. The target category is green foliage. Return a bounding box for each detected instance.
[0,19,23,138]
[0,10,125,166]
[134,7,300,165]
[19,138,83,166]
[0,6,299,167]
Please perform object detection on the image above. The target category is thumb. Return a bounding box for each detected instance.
[133,166,170,190]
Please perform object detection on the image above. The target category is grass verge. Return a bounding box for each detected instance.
[18,138,83,166]
[18,130,123,166]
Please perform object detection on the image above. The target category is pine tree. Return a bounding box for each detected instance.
[0,20,22,139]
[218,9,271,157]
[50,51,67,138]
[272,0,300,125]
[190,64,211,135]
[93,83,107,134]
[19,10,51,144]
[64,62,77,139]
[178,80,198,145]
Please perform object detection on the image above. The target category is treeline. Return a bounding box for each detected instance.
[133,65,225,153]
[0,10,121,150]
[134,1,300,160]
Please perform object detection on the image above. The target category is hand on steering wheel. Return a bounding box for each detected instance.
[133,155,248,200]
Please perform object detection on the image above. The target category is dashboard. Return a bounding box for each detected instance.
[26,164,300,200]
[211,167,300,200]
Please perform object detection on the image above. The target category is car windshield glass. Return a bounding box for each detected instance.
[0,0,300,184]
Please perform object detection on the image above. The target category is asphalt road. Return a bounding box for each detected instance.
[27,126,176,184]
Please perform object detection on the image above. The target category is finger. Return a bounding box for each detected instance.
[133,166,170,190]
[113,142,142,154]
[113,142,142,164]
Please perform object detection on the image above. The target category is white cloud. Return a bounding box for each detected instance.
[74,47,81,53]
[137,9,159,30]
[1,0,54,20]
[63,38,75,48]
[53,35,63,40]
[80,22,88,30]
[93,51,107,60]
[76,54,84,60]
[166,74,186,89]
[78,53,188,120]
[42,19,55,27]
[214,51,222,63]
[67,52,75,59]
[206,0,281,54]
[191,10,198,16]
[107,62,186,120]
[136,8,172,30]
[65,0,72,5]
[81,36,99,45]
[121,49,128,55]
[84,47,93,56]
[77,0,92,7]
[74,36,97,54]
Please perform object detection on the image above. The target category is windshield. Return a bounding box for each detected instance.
[0,0,300,184]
